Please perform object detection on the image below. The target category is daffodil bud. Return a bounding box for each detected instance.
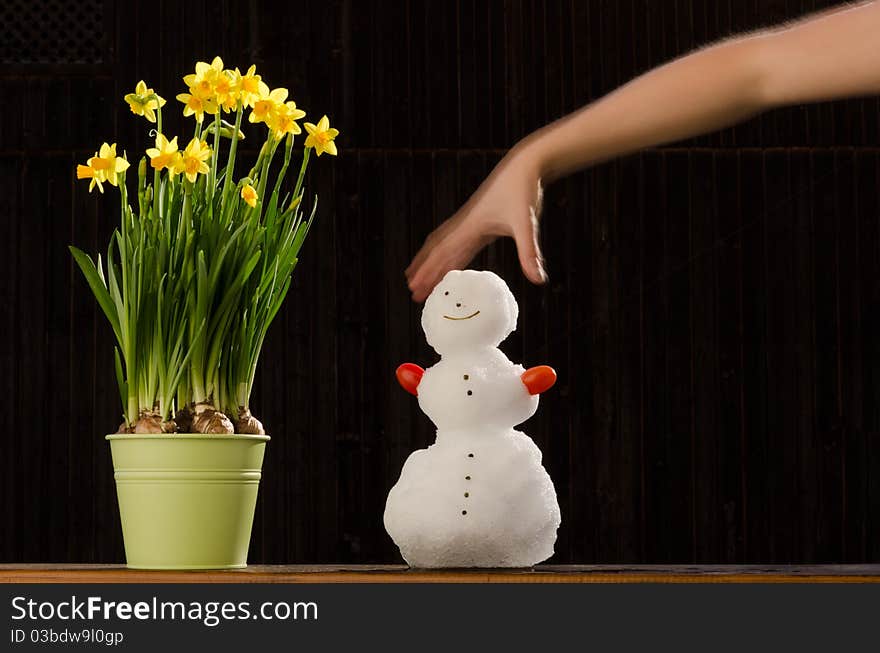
[137,157,147,213]
[218,120,245,140]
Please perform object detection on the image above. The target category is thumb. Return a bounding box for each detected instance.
[512,206,547,285]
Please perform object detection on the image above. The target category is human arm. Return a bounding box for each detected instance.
[406,1,880,301]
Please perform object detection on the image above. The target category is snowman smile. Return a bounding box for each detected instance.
[442,310,481,321]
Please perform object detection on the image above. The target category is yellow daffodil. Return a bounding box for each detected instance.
[215,68,241,112]
[268,101,306,140]
[145,133,181,174]
[123,80,166,123]
[175,138,212,183]
[176,91,219,123]
[236,65,262,108]
[249,83,288,125]
[76,162,105,193]
[240,184,258,208]
[183,56,224,100]
[87,142,130,186]
[304,115,339,156]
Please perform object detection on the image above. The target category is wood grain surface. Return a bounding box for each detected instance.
[3,564,880,584]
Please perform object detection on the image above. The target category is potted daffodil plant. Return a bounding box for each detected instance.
[71,57,338,569]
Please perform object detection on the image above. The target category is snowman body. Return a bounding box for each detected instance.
[384,270,561,568]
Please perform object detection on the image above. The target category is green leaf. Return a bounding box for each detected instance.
[69,246,121,341]
[114,346,127,418]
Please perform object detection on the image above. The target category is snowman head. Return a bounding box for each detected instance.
[422,269,519,356]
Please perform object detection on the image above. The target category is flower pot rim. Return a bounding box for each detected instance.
[105,433,270,442]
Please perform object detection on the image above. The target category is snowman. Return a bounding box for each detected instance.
[384,269,561,568]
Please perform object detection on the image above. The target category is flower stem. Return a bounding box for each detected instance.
[208,113,222,207]
[153,107,162,221]
[256,137,280,216]
[221,103,244,209]
[183,182,206,404]
[293,147,311,201]
[271,133,294,200]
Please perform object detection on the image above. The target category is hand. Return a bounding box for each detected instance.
[405,142,549,302]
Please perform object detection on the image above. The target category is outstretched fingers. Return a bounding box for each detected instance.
[512,206,548,285]
[407,225,489,302]
[405,215,459,281]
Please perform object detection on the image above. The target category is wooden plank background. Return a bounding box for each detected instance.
[1,0,879,564]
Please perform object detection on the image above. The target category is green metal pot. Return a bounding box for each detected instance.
[105,433,269,570]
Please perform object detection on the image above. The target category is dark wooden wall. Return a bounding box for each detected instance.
[2,0,879,564]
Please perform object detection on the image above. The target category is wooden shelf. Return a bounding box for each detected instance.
[2,564,879,584]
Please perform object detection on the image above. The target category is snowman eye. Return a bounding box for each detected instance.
[444,291,449,296]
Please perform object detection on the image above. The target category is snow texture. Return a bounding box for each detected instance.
[384,270,561,568]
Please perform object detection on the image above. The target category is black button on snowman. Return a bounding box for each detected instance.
[384,269,561,568]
